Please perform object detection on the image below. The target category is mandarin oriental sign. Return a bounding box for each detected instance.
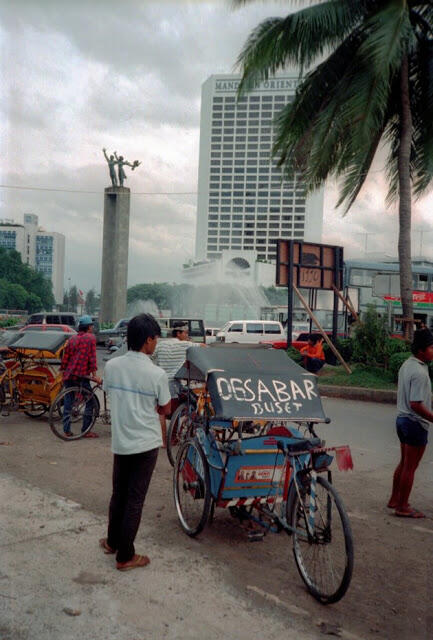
[215,78,299,93]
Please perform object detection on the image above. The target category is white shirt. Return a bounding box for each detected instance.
[103,350,171,455]
[397,355,431,431]
[153,338,199,380]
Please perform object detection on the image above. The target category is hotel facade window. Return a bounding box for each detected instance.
[195,75,324,261]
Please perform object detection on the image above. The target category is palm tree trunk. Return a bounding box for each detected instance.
[397,55,413,340]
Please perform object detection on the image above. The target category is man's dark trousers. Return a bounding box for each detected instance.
[107,448,159,563]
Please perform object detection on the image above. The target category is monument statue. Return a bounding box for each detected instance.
[114,152,141,187]
[102,148,118,187]
[103,148,141,187]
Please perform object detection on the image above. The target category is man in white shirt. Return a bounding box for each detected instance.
[388,328,432,518]
[100,314,171,571]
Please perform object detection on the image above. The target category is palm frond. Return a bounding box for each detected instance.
[382,76,414,206]
[358,2,414,76]
[272,28,365,165]
[236,1,371,95]
[411,38,433,195]
[336,126,386,214]
[270,25,389,210]
[235,0,433,214]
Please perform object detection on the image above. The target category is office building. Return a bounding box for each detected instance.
[195,74,324,263]
[0,214,65,305]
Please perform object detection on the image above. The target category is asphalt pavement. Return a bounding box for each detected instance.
[1,378,432,640]
[0,473,320,640]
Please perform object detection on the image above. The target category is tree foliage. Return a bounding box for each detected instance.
[261,286,286,305]
[127,283,174,311]
[0,248,54,312]
[236,0,433,336]
[351,304,389,366]
[85,288,99,314]
[68,285,78,310]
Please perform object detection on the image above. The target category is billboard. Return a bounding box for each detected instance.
[276,240,344,290]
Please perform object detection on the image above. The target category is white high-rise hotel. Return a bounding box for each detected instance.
[195,75,324,263]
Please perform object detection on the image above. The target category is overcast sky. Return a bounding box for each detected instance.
[2,0,433,294]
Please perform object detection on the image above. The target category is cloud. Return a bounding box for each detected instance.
[2,0,433,297]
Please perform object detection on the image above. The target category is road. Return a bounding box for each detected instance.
[0,389,432,639]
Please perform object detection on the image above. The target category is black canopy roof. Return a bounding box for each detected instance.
[0,330,23,348]
[175,345,304,380]
[175,345,327,422]
[8,331,71,354]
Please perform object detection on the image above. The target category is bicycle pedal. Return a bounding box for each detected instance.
[248,530,265,542]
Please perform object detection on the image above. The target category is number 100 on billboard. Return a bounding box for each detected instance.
[276,240,344,290]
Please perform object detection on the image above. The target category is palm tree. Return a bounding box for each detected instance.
[235,0,433,338]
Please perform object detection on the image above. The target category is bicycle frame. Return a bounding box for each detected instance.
[192,420,351,540]
[77,379,111,424]
[246,446,332,541]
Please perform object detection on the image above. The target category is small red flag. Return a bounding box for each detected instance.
[335,446,354,471]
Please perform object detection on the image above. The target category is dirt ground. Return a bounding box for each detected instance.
[1,395,432,640]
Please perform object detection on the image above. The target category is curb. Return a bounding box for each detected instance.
[318,384,397,404]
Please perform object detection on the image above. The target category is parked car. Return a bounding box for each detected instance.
[157,318,206,344]
[291,322,310,341]
[216,320,286,344]
[98,317,130,348]
[105,317,207,356]
[291,331,349,351]
[263,330,348,351]
[27,312,78,328]
[205,327,220,344]
[20,324,77,334]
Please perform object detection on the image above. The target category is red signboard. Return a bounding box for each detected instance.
[384,291,433,304]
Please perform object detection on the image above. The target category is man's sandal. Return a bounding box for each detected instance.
[394,508,425,519]
[99,538,115,554]
[116,554,150,571]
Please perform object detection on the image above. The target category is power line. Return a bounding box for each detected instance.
[0,184,197,196]
[0,166,387,196]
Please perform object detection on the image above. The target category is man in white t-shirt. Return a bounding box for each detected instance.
[100,314,171,571]
[388,328,432,518]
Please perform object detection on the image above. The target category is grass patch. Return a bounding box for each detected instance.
[318,363,397,390]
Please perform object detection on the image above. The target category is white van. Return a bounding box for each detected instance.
[27,312,79,328]
[216,320,286,344]
[205,327,220,344]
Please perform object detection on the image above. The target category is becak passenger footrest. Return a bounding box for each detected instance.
[248,530,265,542]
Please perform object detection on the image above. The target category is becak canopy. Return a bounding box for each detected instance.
[8,330,71,354]
[175,345,327,422]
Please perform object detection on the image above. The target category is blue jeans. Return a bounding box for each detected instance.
[62,379,94,434]
[305,357,325,373]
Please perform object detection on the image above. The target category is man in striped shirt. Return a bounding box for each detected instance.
[152,323,203,446]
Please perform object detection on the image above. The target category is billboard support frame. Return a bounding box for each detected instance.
[293,284,351,374]
[276,240,344,349]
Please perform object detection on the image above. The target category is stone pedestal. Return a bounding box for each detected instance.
[99,186,130,324]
